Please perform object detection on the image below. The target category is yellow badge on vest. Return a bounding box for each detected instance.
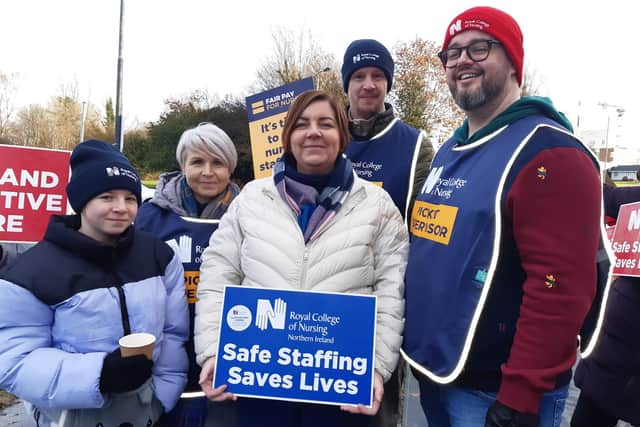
[184,271,200,304]
[536,166,548,180]
[410,200,458,245]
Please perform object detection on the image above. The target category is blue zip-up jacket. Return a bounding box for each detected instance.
[0,215,189,412]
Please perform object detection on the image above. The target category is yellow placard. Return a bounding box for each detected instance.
[410,200,458,245]
[184,271,200,304]
[246,78,314,179]
[248,112,287,179]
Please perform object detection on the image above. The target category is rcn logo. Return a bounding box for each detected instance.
[166,235,192,263]
[105,166,121,176]
[449,19,462,36]
[421,166,444,194]
[255,298,287,331]
[352,53,380,64]
[628,209,640,231]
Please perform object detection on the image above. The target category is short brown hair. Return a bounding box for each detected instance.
[281,90,350,155]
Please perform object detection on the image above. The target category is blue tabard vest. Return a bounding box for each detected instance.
[135,203,219,391]
[345,119,422,218]
[402,115,609,383]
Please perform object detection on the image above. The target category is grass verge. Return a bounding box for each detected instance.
[0,389,16,409]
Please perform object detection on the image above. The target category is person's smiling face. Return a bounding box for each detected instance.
[290,99,341,175]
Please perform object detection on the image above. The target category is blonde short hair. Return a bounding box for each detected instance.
[176,123,238,172]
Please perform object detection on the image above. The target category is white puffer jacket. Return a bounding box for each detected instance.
[194,176,408,381]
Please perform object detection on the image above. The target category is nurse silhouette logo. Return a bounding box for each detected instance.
[421,166,444,195]
[165,235,192,263]
[255,298,287,331]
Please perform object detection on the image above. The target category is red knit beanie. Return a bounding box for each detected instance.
[442,6,524,85]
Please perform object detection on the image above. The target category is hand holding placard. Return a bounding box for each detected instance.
[200,356,237,402]
[340,371,383,415]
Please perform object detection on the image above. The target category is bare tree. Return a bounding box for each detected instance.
[521,62,545,97]
[11,78,108,149]
[0,71,18,139]
[391,37,464,145]
[253,27,345,103]
[82,102,112,143]
[48,80,82,150]
[13,104,55,147]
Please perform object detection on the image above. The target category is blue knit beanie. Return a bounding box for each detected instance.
[341,39,394,93]
[66,140,141,213]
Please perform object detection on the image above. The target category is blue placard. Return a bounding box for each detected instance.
[213,286,376,406]
[245,78,314,121]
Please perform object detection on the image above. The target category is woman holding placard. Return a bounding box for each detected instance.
[195,91,408,427]
[0,140,188,426]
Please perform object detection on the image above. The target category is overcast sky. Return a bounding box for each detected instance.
[1,0,634,146]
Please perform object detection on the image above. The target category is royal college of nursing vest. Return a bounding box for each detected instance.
[345,119,420,217]
[402,115,606,382]
[136,206,218,305]
[136,205,219,390]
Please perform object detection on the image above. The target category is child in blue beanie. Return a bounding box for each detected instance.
[0,140,189,426]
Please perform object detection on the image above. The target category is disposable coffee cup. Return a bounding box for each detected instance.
[119,333,155,360]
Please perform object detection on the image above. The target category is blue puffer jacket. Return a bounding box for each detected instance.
[0,215,189,412]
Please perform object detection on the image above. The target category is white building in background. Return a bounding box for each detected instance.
[580,127,640,170]
[580,129,606,149]
[576,101,640,170]
[613,146,640,164]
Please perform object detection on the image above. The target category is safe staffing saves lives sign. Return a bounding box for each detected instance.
[610,201,640,276]
[0,145,71,243]
[214,286,377,407]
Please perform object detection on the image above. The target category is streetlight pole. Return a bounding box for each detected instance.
[114,0,125,152]
[598,102,625,172]
[313,67,331,90]
[79,101,88,143]
[603,114,610,172]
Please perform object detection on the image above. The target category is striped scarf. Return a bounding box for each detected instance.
[180,177,240,219]
[274,153,354,243]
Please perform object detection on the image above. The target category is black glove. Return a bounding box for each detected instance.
[485,400,539,427]
[99,348,153,393]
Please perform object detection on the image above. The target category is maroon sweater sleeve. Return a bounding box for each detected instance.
[496,145,601,413]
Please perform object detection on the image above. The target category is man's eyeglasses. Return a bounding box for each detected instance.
[438,40,501,68]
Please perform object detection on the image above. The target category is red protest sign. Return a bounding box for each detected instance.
[0,145,71,243]
[610,201,640,276]
[605,225,616,242]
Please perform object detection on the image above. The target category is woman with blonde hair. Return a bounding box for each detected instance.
[136,122,240,426]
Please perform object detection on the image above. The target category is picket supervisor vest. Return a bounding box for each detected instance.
[345,118,423,219]
[401,115,612,384]
[136,205,219,392]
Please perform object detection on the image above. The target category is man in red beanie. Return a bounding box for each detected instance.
[402,6,610,427]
